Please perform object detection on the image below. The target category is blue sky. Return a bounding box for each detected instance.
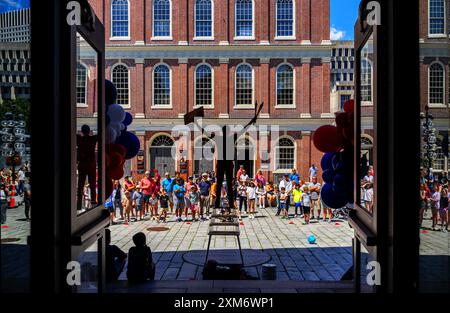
[0,0,359,41]
[330,0,360,40]
[0,0,29,13]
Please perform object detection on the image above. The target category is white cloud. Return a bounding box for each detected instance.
[330,27,346,40]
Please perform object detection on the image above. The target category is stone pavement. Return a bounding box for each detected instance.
[1,203,448,290]
[109,207,355,281]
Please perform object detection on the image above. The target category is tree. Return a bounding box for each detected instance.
[0,98,31,133]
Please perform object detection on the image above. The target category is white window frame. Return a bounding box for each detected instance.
[76,62,89,108]
[428,61,446,107]
[275,0,296,40]
[273,136,297,173]
[234,0,255,40]
[428,0,446,37]
[152,0,173,40]
[152,63,173,109]
[194,63,215,109]
[110,63,131,108]
[234,62,255,109]
[194,0,215,41]
[361,58,373,107]
[110,0,131,40]
[275,62,296,108]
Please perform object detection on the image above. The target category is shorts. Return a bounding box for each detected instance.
[295,202,302,208]
[135,205,143,212]
[174,197,185,210]
[279,202,287,210]
[167,192,173,204]
[439,207,448,215]
[303,206,311,214]
[160,206,169,213]
[143,194,151,203]
[107,205,115,213]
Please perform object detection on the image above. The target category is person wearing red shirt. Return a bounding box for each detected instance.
[236,165,244,181]
[77,125,97,211]
[153,169,161,194]
[140,171,153,215]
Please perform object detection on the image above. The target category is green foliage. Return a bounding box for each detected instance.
[0,98,31,133]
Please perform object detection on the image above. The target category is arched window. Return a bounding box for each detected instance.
[153,64,171,106]
[111,0,129,37]
[360,59,372,103]
[76,63,87,105]
[429,63,445,105]
[111,64,129,106]
[276,0,294,37]
[153,0,171,37]
[195,0,213,38]
[235,0,253,38]
[275,137,295,170]
[150,135,175,176]
[235,64,253,106]
[429,0,445,35]
[276,64,294,106]
[195,64,213,107]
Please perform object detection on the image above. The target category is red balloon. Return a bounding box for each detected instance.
[313,125,344,153]
[335,112,350,128]
[107,143,127,158]
[344,100,354,113]
[105,177,113,198]
[105,153,111,168]
[109,166,124,180]
[109,152,123,168]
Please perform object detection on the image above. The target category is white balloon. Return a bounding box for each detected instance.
[108,104,126,124]
[111,122,122,134]
[105,125,117,144]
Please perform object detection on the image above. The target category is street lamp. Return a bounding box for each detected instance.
[420,106,437,179]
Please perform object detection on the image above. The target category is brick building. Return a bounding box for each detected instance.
[419,0,450,172]
[82,0,334,183]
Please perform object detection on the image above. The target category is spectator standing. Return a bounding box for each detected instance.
[289,169,300,186]
[309,164,318,182]
[161,172,174,213]
[199,173,211,220]
[23,178,31,221]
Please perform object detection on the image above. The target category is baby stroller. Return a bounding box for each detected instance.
[331,206,351,221]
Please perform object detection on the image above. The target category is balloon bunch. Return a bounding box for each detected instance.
[104,80,141,198]
[313,100,355,209]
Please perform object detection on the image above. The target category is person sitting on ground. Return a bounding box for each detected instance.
[126,232,155,284]
[105,228,127,283]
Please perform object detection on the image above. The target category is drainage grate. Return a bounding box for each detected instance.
[147,226,170,232]
[1,238,21,243]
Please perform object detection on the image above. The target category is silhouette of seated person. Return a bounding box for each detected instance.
[77,124,98,210]
[105,228,127,283]
[126,232,156,284]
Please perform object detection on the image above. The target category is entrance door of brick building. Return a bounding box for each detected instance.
[150,147,175,175]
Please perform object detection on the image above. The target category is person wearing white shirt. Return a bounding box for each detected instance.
[18,168,25,195]
[277,175,292,215]
[239,169,249,182]
[246,181,257,219]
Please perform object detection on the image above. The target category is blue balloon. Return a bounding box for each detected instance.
[116,131,140,159]
[123,112,133,126]
[321,153,335,171]
[106,114,111,127]
[321,183,348,209]
[307,235,316,244]
[332,174,347,194]
[322,169,336,184]
[105,80,117,105]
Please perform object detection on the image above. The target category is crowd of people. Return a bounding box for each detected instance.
[0,164,31,224]
[420,169,449,232]
[104,164,337,226]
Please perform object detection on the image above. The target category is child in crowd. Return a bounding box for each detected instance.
[188,184,200,221]
[430,186,440,231]
[302,186,311,225]
[123,191,133,223]
[247,181,256,219]
[238,181,248,215]
[149,193,159,221]
[158,189,170,223]
[126,232,155,284]
[173,178,186,222]
[256,181,266,210]
[132,184,144,221]
[292,184,303,218]
[279,187,288,219]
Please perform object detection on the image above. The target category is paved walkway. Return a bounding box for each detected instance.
[109,207,355,281]
[1,203,448,291]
